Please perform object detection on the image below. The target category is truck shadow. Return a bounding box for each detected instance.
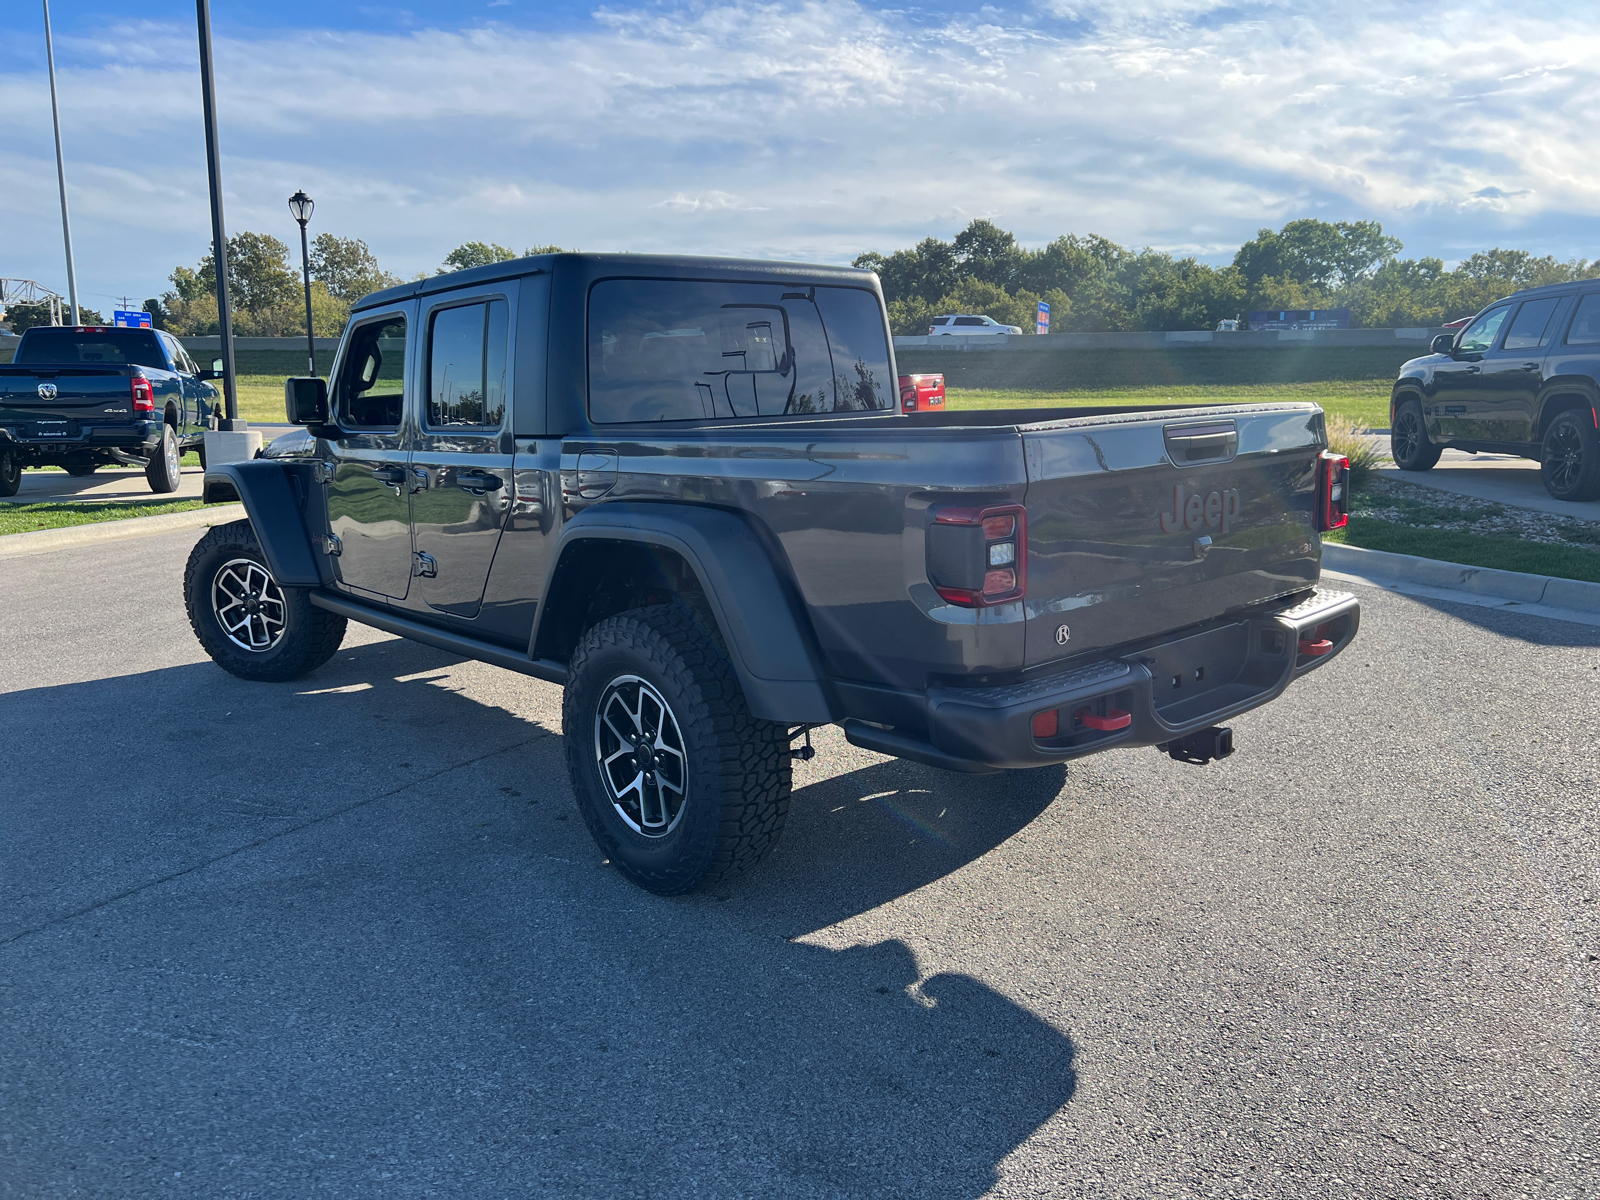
[0,636,1076,1197]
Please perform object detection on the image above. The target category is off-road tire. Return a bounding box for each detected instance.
[563,604,791,895]
[147,425,181,493]
[1541,409,1600,502]
[184,519,347,682]
[1389,399,1441,471]
[64,462,98,477]
[0,452,19,497]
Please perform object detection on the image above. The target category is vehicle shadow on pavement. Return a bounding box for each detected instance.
[0,637,1077,1197]
[1397,592,1600,645]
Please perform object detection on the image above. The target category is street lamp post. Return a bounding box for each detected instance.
[42,0,80,326]
[288,190,316,376]
[195,0,240,429]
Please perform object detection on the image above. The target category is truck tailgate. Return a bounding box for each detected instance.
[0,367,136,425]
[1021,405,1323,668]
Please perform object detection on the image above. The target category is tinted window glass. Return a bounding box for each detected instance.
[1457,306,1510,353]
[953,316,984,326]
[589,280,890,422]
[930,317,949,326]
[815,286,892,411]
[1566,294,1600,346]
[1503,297,1561,351]
[338,316,407,429]
[426,299,507,428]
[15,328,166,369]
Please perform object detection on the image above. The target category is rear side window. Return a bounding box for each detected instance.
[588,280,892,423]
[1502,297,1561,351]
[1566,294,1600,346]
[426,299,508,429]
[953,316,984,326]
[930,316,949,326]
[15,328,166,369]
[338,316,407,429]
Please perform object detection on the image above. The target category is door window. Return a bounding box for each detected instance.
[953,316,985,326]
[1565,294,1600,346]
[1456,306,1510,353]
[1502,297,1561,351]
[338,317,407,429]
[426,299,508,429]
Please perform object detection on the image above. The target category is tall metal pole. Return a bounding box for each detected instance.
[297,221,315,375]
[42,0,79,326]
[195,0,241,429]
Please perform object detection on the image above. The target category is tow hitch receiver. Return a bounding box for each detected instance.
[1159,725,1234,765]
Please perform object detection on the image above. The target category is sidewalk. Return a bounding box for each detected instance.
[1,464,206,505]
[1375,446,1600,519]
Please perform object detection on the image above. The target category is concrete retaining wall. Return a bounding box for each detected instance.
[894,328,1445,352]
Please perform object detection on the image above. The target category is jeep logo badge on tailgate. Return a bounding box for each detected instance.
[1159,484,1241,534]
[37,383,58,400]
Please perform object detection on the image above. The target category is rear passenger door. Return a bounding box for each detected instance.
[407,292,515,618]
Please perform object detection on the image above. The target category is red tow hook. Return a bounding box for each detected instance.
[1075,707,1132,731]
[1298,637,1334,657]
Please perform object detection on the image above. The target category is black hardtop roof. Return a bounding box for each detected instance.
[352,251,876,313]
[1489,278,1600,306]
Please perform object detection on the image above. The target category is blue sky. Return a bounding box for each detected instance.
[3,0,1596,311]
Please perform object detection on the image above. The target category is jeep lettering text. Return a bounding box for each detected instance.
[1159,484,1241,534]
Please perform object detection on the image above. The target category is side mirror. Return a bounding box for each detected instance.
[285,376,330,425]
[1431,333,1455,355]
[197,359,226,380]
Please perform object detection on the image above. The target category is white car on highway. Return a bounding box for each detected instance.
[928,314,1023,336]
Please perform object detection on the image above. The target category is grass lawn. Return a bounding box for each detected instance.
[0,498,207,537]
[945,380,1392,427]
[1325,517,1600,584]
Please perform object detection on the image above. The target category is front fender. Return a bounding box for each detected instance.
[532,501,833,724]
[202,459,330,588]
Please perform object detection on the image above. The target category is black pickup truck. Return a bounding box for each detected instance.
[186,253,1359,894]
[0,325,219,495]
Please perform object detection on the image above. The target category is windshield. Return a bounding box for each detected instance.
[14,328,168,370]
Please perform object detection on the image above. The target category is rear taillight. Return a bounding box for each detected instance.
[1316,451,1349,531]
[898,373,945,412]
[131,376,155,413]
[926,503,1026,606]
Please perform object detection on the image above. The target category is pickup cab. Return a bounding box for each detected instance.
[0,325,219,495]
[186,253,1359,894]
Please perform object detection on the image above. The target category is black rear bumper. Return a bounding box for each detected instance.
[0,422,162,464]
[843,587,1359,772]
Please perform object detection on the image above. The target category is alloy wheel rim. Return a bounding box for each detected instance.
[211,558,288,653]
[1393,413,1419,464]
[593,675,689,837]
[1546,425,1582,492]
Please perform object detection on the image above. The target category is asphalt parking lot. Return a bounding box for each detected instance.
[2,529,1597,1198]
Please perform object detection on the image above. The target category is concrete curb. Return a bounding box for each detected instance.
[0,504,246,559]
[1322,542,1600,614]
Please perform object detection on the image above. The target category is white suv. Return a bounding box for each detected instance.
[928,314,1023,336]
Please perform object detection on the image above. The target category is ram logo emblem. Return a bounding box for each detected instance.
[37,383,58,400]
[1159,484,1241,534]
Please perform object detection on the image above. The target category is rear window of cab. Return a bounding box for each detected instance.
[587,280,893,423]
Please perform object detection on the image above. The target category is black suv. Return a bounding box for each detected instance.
[1391,283,1600,500]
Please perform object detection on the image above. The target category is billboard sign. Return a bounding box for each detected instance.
[1037,300,1050,336]
[1248,308,1350,331]
[113,309,152,329]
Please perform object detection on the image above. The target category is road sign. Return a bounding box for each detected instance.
[1037,300,1050,336]
[113,309,152,328]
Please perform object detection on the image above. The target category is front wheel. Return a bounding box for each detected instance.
[1541,409,1600,501]
[184,519,347,682]
[0,452,19,498]
[563,605,791,895]
[1389,399,1441,471]
[146,425,181,493]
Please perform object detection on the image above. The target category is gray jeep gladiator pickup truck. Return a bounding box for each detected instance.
[0,325,220,494]
[185,252,1359,894]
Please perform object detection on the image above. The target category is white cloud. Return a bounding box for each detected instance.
[3,0,1599,303]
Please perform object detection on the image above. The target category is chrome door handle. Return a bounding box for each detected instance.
[457,470,503,494]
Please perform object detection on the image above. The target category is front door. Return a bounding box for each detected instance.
[1471,295,1566,445]
[327,311,415,601]
[1432,304,1510,440]
[407,295,514,618]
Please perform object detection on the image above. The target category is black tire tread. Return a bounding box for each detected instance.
[184,519,346,682]
[0,453,19,498]
[1391,399,1441,471]
[1541,410,1600,502]
[563,605,790,894]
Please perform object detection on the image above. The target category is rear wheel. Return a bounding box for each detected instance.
[0,452,19,497]
[184,519,347,682]
[146,425,181,493]
[1390,399,1441,471]
[563,604,791,895]
[1541,409,1600,501]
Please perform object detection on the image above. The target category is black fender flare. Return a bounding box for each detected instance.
[202,460,330,588]
[532,501,833,724]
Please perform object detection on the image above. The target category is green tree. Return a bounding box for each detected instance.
[439,241,517,274]
[309,234,400,301]
[524,243,567,256]
[953,219,1023,289]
